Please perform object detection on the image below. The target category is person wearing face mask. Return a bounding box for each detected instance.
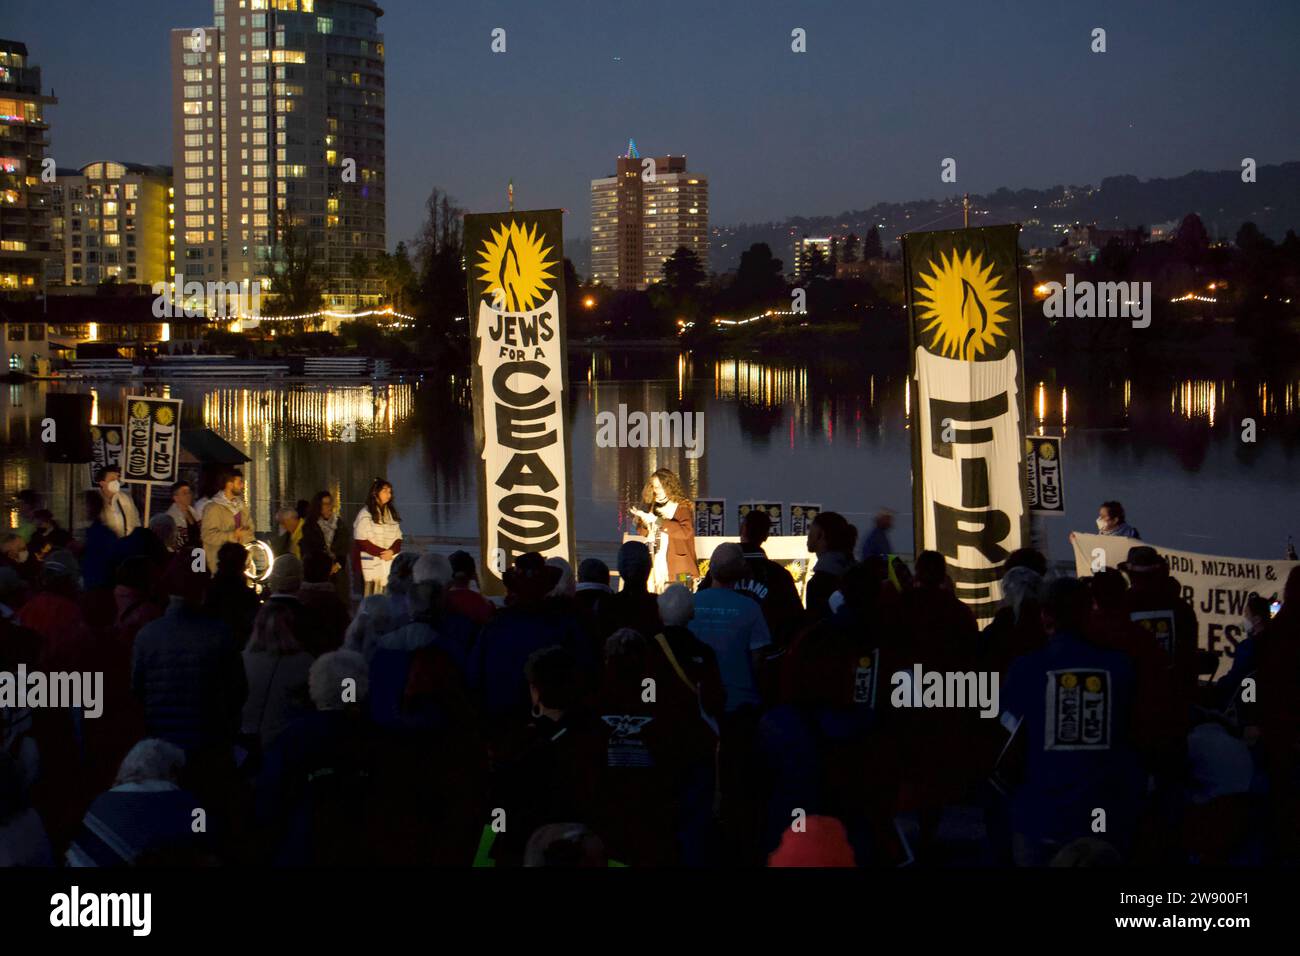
[96,466,141,539]
[629,468,696,593]
[200,467,255,575]
[1096,500,1140,539]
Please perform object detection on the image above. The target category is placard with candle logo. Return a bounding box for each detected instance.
[1026,435,1065,515]
[88,423,124,488]
[465,209,575,595]
[121,396,182,485]
[789,503,821,537]
[903,224,1028,625]
[694,498,725,536]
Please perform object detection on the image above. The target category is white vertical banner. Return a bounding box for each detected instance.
[466,210,575,595]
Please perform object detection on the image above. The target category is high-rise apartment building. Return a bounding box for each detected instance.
[793,235,834,280]
[169,0,385,315]
[48,162,173,288]
[590,144,707,290]
[0,40,57,294]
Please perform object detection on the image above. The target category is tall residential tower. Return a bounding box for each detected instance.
[590,143,707,290]
[169,0,385,315]
[0,40,57,295]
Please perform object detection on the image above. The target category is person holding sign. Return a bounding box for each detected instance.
[352,478,403,597]
[200,467,254,575]
[96,467,141,539]
[629,469,697,593]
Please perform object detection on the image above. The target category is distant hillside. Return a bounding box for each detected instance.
[709,161,1300,274]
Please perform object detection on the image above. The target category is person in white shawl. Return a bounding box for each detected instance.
[351,477,403,596]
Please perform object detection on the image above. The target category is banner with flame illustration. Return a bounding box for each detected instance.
[903,225,1028,624]
[465,209,575,595]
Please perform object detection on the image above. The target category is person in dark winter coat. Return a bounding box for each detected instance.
[132,562,246,755]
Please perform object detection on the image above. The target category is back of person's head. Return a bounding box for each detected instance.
[413,551,452,588]
[914,550,948,589]
[1043,577,1092,633]
[40,549,80,593]
[658,583,695,626]
[525,645,580,712]
[275,506,298,527]
[343,595,393,656]
[546,556,574,597]
[1005,547,1048,577]
[267,553,303,594]
[617,541,651,588]
[448,549,477,585]
[386,551,418,595]
[740,508,772,546]
[408,578,443,620]
[1246,594,1271,624]
[1001,566,1045,622]
[115,555,155,592]
[767,815,856,867]
[163,558,208,607]
[523,823,608,867]
[248,600,305,655]
[709,542,747,586]
[578,557,610,587]
[1101,500,1127,524]
[115,739,186,788]
[309,649,369,711]
[216,541,248,578]
[1088,569,1129,613]
[603,627,650,686]
[813,511,857,555]
[302,549,333,584]
[148,513,175,544]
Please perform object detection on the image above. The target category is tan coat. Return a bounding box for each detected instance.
[200,494,254,575]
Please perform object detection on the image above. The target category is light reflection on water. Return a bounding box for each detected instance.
[3,354,1298,562]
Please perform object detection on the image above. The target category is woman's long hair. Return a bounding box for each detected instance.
[364,478,400,524]
[641,468,688,506]
[246,601,305,655]
[306,490,332,524]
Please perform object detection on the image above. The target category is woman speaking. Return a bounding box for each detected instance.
[628,468,697,593]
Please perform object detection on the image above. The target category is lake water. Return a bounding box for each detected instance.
[3,348,1298,566]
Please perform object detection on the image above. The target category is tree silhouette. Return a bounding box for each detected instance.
[841,232,860,263]
[1173,213,1209,263]
[412,187,466,337]
[661,245,706,298]
[733,242,786,309]
[863,225,883,260]
[265,209,325,330]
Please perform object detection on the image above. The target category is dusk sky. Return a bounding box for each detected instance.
[4,0,1299,246]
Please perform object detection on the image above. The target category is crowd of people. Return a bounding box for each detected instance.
[1,476,1298,868]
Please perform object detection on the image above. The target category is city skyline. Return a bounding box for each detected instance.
[3,0,1299,252]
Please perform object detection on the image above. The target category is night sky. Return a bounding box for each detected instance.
[4,0,1298,246]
